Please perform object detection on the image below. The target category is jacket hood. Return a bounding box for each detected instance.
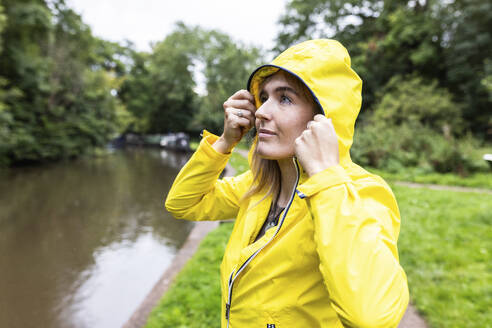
[247,39,362,167]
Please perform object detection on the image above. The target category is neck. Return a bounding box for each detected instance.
[276,157,297,207]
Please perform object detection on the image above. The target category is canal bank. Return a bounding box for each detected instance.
[0,148,193,328]
[123,162,236,328]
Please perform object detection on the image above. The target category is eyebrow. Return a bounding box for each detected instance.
[275,86,299,95]
[259,86,299,96]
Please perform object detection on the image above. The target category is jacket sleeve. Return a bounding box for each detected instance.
[165,130,252,221]
[297,165,409,328]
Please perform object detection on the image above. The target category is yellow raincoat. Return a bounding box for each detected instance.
[165,39,409,327]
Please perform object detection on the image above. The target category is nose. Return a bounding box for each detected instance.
[255,100,272,121]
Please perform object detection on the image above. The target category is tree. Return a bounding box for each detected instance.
[442,0,492,136]
[275,0,491,136]
[351,75,485,174]
[0,0,129,165]
[191,30,263,134]
[119,23,199,134]
[119,22,263,135]
[118,50,152,132]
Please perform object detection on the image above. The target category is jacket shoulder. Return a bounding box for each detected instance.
[346,163,402,238]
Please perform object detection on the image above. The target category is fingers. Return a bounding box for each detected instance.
[230,89,255,103]
[225,106,254,123]
[306,115,336,135]
[223,91,256,129]
[220,90,256,145]
[295,115,340,175]
[223,98,256,114]
[225,107,254,129]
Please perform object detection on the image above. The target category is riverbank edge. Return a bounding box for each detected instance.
[122,162,236,328]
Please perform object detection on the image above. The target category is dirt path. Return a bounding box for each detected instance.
[395,181,491,194]
[399,305,428,328]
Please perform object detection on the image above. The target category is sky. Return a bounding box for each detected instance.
[67,0,288,53]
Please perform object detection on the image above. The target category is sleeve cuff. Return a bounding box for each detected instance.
[297,165,351,197]
[198,129,232,159]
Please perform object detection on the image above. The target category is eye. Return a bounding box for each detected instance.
[259,94,268,104]
[280,94,292,104]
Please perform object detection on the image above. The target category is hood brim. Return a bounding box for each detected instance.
[246,64,325,116]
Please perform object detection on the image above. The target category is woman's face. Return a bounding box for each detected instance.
[255,72,316,160]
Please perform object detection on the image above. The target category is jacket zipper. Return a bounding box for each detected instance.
[225,158,301,327]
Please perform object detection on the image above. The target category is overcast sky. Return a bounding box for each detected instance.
[67,0,288,53]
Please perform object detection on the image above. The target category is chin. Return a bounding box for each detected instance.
[255,144,293,160]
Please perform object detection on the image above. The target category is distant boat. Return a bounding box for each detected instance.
[109,133,191,152]
[159,132,190,152]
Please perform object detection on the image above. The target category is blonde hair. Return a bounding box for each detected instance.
[242,71,320,202]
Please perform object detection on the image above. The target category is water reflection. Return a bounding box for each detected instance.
[0,148,193,328]
[159,149,191,169]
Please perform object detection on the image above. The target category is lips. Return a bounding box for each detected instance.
[258,128,276,138]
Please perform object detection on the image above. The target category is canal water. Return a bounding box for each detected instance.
[0,148,194,328]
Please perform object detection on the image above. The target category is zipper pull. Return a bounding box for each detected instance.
[225,303,231,319]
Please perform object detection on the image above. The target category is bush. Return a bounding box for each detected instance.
[352,122,488,175]
[351,75,489,175]
[372,75,463,135]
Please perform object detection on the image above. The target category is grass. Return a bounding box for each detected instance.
[190,140,249,175]
[368,167,492,189]
[145,222,233,328]
[394,185,491,327]
[229,151,249,174]
[189,140,199,151]
[149,151,492,327]
[189,137,251,153]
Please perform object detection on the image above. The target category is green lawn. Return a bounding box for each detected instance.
[229,152,249,174]
[148,154,492,327]
[145,223,232,328]
[395,185,491,327]
[368,167,492,189]
[189,137,251,153]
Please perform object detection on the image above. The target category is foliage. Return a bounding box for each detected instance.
[371,75,463,134]
[118,51,153,132]
[148,185,492,328]
[190,30,263,134]
[120,23,202,134]
[351,76,489,174]
[1,5,261,166]
[275,0,492,137]
[353,122,490,174]
[0,0,6,54]
[143,23,198,134]
[0,0,130,166]
[442,0,492,136]
[120,22,263,136]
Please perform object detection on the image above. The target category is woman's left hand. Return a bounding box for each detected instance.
[294,114,340,177]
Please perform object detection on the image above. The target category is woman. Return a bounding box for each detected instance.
[166,39,409,328]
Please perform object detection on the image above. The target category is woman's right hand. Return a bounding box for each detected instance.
[213,90,256,154]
